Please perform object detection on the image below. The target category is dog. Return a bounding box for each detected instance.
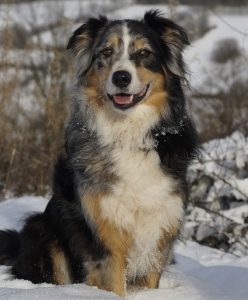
[0,10,199,296]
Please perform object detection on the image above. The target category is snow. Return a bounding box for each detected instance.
[0,196,248,300]
[223,204,248,224]
[189,131,248,202]
[0,196,48,231]
[184,131,248,256]
[185,131,248,255]
[184,12,248,92]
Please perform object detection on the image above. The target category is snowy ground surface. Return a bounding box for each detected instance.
[0,196,248,300]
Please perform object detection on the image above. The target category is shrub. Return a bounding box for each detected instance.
[211,38,242,64]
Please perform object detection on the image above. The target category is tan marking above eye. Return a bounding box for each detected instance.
[99,34,121,55]
[132,37,151,52]
[98,33,122,58]
[108,34,121,48]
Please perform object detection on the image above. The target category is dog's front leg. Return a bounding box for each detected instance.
[82,194,131,295]
[143,231,176,289]
[109,253,126,296]
[135,231,175,290]
[97,220,132,296]
[85,253,126,296]
[143,271,161,289]
[133,270,161,289]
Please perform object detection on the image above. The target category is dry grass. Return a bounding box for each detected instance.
[0,7,71,197]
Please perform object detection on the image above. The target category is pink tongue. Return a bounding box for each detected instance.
[113,94,133,105]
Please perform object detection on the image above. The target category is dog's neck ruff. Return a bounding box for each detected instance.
[88,103,159,151]
[80,102,188,153]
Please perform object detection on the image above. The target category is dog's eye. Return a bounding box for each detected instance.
[138,49,151,59]
[100,48,113,58]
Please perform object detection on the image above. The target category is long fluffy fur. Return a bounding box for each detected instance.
[0,10,199,296]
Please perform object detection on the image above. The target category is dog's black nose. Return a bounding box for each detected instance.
[112,70,132,88]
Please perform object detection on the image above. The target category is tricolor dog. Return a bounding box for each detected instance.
[0,10,198,296]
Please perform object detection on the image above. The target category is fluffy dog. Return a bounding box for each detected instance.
[0,10,199,296]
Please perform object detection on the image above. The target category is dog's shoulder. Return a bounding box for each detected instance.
[152,115,199,179]
[52,152,76,202]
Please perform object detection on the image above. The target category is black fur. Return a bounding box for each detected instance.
[153,76,199,182]
[67,15,108,53]
[12,214,54,283]
[0,230,20,266]
[144,10,189,79]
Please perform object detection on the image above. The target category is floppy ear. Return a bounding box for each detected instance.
[144,10,189,79]
[67,16,108,75]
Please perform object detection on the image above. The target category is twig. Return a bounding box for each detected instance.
[195,203,240,225]
[209,8,248,37]
[3,147,16,193]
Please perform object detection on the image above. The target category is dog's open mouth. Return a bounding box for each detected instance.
[107,84,150,110]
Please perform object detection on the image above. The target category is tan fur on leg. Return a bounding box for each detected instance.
[82,193,132,296]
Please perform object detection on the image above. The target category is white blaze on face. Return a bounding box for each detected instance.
[122,24,131,60]
[105,23,143,96]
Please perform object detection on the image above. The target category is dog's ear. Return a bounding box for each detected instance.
[144,10,189,78]
[67,16,108,74]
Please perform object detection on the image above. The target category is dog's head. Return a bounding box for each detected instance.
[67,10,189,114]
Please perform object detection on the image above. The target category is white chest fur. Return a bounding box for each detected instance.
[100,148,183,277]
[95,105,184,278]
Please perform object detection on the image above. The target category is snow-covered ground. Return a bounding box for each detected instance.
[0,196,248,300]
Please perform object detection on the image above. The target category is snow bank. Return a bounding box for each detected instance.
[190,131,248,202]
[0,196,48,231]
[0,196,248,300]
[184,13,248,91]
[186,131,248,256]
